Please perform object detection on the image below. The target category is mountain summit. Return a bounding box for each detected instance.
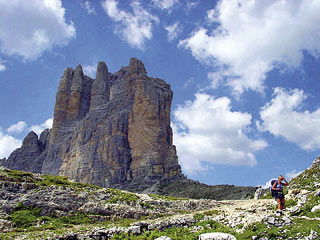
[3,58,183,190]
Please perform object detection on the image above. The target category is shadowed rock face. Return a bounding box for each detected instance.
[5,58,182,190]
[5,131,49,173]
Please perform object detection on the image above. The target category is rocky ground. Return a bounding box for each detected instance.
[0,157,320,240]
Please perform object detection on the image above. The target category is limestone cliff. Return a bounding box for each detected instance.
[5,58,182,190]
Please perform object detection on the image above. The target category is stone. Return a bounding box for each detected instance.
[314,189,320,197]
[155,237,172,240]
[6,58,182,191]
[198,233,237,240]
[289,189,300,195]
[0,219,12,232]
[128,226,141,235]
[311,205,320,213]
[267,216,275,225]
[254,187,263,200]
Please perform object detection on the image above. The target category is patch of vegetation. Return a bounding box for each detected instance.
[8,203,96,232]
[139,201,154,209]
[193,213,204,221]
[106,188,140,204]
[289,167,320,191]
[298,194,320,218]
[285,198,298,208]
[202,209,220,216]
[4,169,33,178]
[37,174,101,190]
[9,203,41,228]
[0,169,101,190]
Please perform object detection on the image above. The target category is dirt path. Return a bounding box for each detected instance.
[207,199,276,229]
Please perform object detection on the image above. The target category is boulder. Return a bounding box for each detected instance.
[311,205,320,213]
[198,233,237,240]
[155,237,172,240]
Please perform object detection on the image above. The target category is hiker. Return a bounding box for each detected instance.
[272,175,289,211]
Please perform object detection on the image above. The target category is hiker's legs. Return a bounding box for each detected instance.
[276,198,282,210]
[280,198,285,210]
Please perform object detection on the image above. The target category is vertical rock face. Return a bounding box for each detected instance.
[6,58,182,190]
[0,158,6,167]
[4,130,49,173]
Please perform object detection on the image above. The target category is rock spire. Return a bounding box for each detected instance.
[5,58,183,190]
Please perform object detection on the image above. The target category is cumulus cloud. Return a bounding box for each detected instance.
[29,118,53,135]
[258,88,320,151]
[81,1,96,15]
[0,130,21,158]
[152,0,179,11]
[7,121,27,134]
[285,169,303,180]
[83,63,97,78]
[0,0,76,60]
[260,169,303,188]
[102,0,159,49]
[179,0,320,95]
[173,93,267,174]
[165,22,181,41]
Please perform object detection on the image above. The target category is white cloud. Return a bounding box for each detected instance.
[258,88,320,151]
[208,71,224,89]
[0,0,76,60]
[81,1,96,15]
[259,170,302,188]
[165,22,181,41]
[285,169,302,180]
[102,0,159,49]
[173,93,267,174]
[83,63,97,78]
[152,0,179,11]
[29,118,53,135]
[7,121,27,134]
[0,57,6,71]
[0,129,22,158]
[179,0,320,96]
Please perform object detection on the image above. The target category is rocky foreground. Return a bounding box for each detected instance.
[0,156,320,239]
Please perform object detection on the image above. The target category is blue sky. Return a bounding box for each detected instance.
[1,0,320,187]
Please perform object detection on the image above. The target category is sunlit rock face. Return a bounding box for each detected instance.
[6,58,182,190]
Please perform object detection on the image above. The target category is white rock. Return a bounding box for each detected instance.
[268,217,275,224]
[128,226,141,235]
[311,205,320,213]
[198,232,237,240]
[254,188,263,200]
[0,219,12,232]
[314,189,320,197]
[155,237,172,240]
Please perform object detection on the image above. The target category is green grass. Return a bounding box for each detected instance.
[202,209,220,216]
[298,194,320,218]
[285,198,298,208]
[289,167,320,191]
[9,203,41,228]
[0,168,102,190]
[106,188,140,204]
